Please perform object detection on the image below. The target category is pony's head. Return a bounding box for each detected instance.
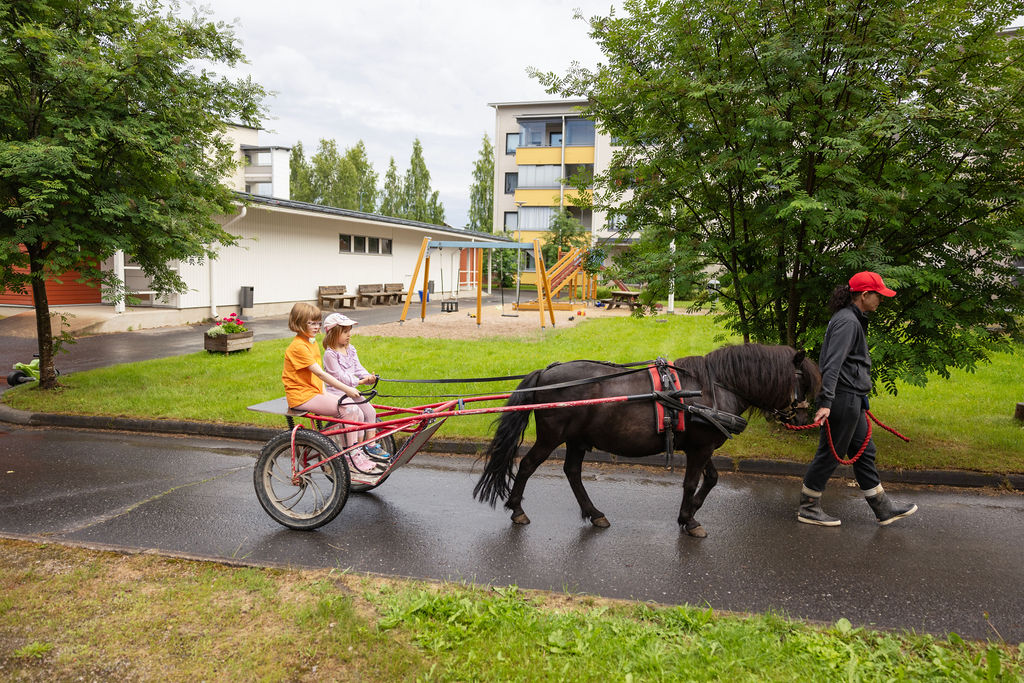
[772,349,821,426]
[702,344,821,425]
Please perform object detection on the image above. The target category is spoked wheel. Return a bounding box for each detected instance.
[350,421,400,493]
[254,429,350,530]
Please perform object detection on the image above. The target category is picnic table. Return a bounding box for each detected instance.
[608,290,641,310]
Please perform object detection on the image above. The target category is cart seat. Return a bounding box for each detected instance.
[247,397,308,417]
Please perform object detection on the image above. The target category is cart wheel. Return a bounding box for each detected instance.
[6,370,31,386]
[254,429,350,530]
[350,423,399,493]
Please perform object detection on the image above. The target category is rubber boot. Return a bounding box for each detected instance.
[864,485,917,525]
[797,486,841,526]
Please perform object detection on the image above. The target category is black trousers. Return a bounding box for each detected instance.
[802,390,881,493]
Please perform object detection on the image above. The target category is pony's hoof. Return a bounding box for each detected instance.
[684,522,707,538]
[591,516,610,528]
[511,513,531,525]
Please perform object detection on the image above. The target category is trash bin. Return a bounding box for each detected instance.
[240,286,254,309]
[417,290,430,302]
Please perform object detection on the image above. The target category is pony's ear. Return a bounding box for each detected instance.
[792,349,806,367]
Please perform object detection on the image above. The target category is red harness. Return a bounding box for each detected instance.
[648,364,686,433]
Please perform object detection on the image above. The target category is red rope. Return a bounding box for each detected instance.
[783,410,909,465]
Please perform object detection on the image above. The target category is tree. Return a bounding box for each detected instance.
[345,140,378,212]
[403,139,445,224]
[378,157,404,218]
[467,133,494,231]
[289,141,314,202]
[541,209,590,266]
[0,0,266,389]
[536,0,1024,390]
[291,138,376,210]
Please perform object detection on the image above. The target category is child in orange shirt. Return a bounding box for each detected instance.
[282,302,383,474]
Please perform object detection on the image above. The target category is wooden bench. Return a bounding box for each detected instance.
[317,285,356,310]
[383,283,406,305]
[609,290,641,311]
[357,283,383,307]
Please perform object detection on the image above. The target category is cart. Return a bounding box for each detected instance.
[248,379,701,530]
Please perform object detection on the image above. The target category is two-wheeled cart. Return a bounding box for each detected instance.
[249,379,701,530]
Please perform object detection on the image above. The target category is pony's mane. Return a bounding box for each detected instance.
[701,344,804,409]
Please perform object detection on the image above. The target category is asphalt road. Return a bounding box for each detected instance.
[1,425,1021,642]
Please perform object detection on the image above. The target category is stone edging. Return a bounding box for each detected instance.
[1,403,1020,490]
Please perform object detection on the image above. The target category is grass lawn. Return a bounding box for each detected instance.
[5,314,1023,474]
[1,539,1019,681]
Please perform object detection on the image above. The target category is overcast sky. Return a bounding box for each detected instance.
[199,0,621,227]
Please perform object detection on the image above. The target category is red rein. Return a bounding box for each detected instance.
[784,410,910,465]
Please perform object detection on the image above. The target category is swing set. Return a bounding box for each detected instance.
[398,236,595,329]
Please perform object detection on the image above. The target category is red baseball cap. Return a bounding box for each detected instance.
[849,271,896,297]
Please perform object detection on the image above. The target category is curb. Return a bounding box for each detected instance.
[1,404,1021,491]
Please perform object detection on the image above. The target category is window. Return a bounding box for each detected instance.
[563,164,594,187]
[341,233,389,255]
[504,211,519,230]
[505,132,519,154]
[565,119,595,146]
[518,165,560,188]
[504,172,518,194]
[523,250,536,272]
[519,206,554,229]
[519,120,546,147]
[245,182,273,195]
[549,132,562,146]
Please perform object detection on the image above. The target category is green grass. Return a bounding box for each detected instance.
[1,539,1020,681]
[5,315,1023,473]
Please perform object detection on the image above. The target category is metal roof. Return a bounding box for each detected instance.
[236,192,514,242]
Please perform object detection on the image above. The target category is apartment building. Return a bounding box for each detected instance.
[489,99,621,279]
[225,125,291,200]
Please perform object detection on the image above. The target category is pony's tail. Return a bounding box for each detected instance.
[473,370,542,507]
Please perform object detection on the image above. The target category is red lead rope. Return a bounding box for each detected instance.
[784,410,910,465]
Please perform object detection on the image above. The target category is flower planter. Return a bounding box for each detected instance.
[204,330,254,354]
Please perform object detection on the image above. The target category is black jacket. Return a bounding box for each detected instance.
[816,305,872,409]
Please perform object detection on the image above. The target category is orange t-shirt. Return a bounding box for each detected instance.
[282,335,324,407]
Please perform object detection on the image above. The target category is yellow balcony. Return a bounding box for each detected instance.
[564,146,595,164]
[515,146,596,166]
[516,147,562,165]
[514,188,561,206]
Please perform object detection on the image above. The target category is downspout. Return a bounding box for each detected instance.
[210,204,247,318]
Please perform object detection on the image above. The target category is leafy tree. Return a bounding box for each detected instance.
[468,133,494,231]
[541,209,590,266]
[403,139,445,224]
[378,157,404,218]
[291,138,376,210]
[289,141,314,202]
[536,0,1024,390]
[0,0,265,389]
[345,140,378,212]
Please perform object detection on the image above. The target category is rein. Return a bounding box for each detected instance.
[783,410,910,465]
[375,360,668,399]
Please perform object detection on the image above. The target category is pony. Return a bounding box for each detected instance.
[473,344,820,537]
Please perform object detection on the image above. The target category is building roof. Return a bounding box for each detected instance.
[487,98,589,108]
[237,192,513,242]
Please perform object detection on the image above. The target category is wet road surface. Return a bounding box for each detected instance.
[1,426,1021,642]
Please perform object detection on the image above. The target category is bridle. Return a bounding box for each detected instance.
[771,367,811,424]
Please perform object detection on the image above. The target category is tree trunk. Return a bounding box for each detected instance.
[28,246,58,390]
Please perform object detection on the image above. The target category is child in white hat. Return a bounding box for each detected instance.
[321,313,390,461]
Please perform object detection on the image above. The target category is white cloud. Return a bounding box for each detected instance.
[196,0,619,226]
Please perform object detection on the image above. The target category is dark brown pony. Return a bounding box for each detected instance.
[473,344,820,537]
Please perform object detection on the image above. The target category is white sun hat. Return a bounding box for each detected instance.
[322,313,358,331]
